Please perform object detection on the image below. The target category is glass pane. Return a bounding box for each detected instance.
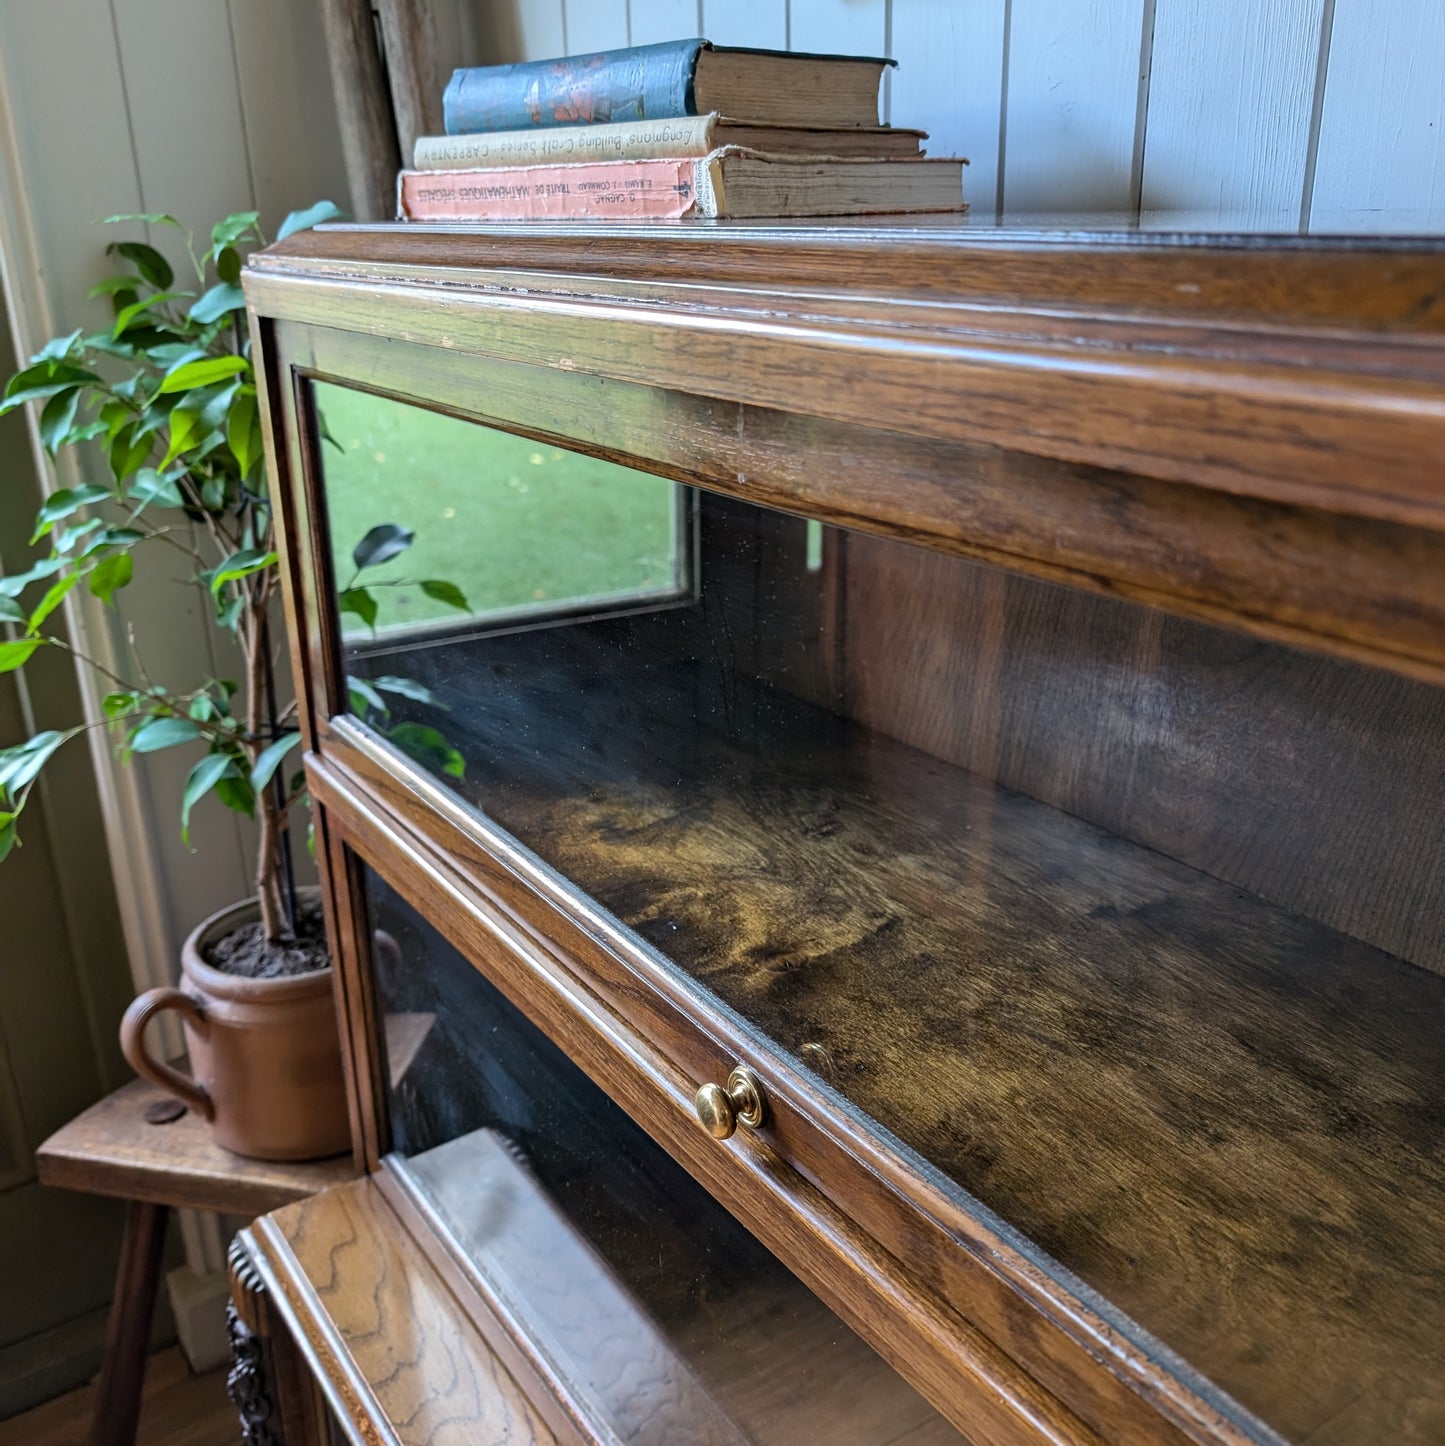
[319,397,1445,1446]
[316,383,686,639]
[366,872,964,1446]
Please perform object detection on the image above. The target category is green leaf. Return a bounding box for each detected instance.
[54,518,104,554]
[38,388,81,454]
[0,597,24,625]
[103,690,142,719]
[213,771,255,817]
[347,675,387,716]
[0,730,66,794]
[158,408,201,470]
[159,355,248,393]
[31,329,82,363]
[103,212,184,230]
[108,422,154,482]
[27,573,78,631]
[66,419,108,445]
[0,812,16,862]
[211,212,260,252]
[317,407,344,454]
[129,715,201,753]
[250,731,301,792]
[89,275,144,298]
[88,551,134,605]
[107,239,174,290]
[337,587,377,631]
[386,722,465,779]
[215,247,242,284]
[277,200,345,240]
[226,389,262,477]
[79,526,144,559]
[210,547,276,594]
[112,290,183,339]
[1,361,102,414]
[31,483,111,543]
[419,579,470,612]
[181,752,234,844]
[0,638,43,674]
[0,556,65,598]
[189,282,245,325]
[373,675,445,707]
[127,468,184,510]
[352,524,413,571]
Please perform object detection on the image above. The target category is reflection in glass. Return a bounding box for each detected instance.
[322,392,1445,1446]
[368,874,963,1446]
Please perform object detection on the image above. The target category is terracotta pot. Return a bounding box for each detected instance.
[119,891,350,1161]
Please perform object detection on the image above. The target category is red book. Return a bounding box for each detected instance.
[398,158,703,221]
[397,152,966,222]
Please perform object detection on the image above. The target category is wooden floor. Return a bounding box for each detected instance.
[0,1349,237,1446]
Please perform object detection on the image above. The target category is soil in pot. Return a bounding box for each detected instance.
[202,894,330,978]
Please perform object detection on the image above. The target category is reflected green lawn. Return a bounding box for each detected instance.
[316,384,679,632]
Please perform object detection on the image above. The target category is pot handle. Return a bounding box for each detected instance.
[119,988,216,1121]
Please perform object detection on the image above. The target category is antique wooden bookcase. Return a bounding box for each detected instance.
[231,220,1445,1446]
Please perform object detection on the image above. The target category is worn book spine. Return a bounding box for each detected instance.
[397,158,716,221]
[442,40,703,135]
[415,115,719,171]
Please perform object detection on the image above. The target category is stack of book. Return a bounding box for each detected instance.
[398,39,965,222]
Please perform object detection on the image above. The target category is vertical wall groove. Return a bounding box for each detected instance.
[1299,0,1338,230]
[995,0,1013,215]
[1129,0,1158,219]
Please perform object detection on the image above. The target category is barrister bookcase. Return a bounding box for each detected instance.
[230,218,1445,1446]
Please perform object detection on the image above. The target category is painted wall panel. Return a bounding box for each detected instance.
[702,0,786,49]
[228,0,350,233]
[565,0,630,53]
[1141,0,1326,224]
[1310,0,1445,233]
[890,0,1007,213]
[629,0,702,47]
[1003,0,1148,212]
[789,0,887,58]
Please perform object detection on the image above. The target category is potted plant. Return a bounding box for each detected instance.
[0,206,469,1159]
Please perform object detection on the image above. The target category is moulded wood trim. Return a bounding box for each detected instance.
[277,320,1445,686]
[242,226,1445,530]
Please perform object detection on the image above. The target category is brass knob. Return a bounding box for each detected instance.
[693,1065,767,1140]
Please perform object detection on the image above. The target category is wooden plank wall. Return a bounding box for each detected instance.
[0,0,348,963]
[460,0,1445,231]
[0,3,347,1406]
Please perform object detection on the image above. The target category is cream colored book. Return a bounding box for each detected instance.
[412,114,926,171]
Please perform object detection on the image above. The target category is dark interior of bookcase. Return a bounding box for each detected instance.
[346,487,1445,1446]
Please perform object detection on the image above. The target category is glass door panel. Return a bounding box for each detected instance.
[366,871,964,1446]
[315,385,1445,1446]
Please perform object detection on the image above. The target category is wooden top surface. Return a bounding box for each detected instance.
[35,1077,355,1216]
[246,219,1445,540]
[249,1175,558,1445]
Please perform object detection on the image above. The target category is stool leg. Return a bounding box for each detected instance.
[88,1200,169,1446]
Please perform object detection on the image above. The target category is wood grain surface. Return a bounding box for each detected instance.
[34,1077,354,1216]
[276,316,1445,691]
[245,221,1445,530]
[247,1177,559,1445]
[350,610,1445,1446]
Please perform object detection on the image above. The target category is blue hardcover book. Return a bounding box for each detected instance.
[442,40,892,136]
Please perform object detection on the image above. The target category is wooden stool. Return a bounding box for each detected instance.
[35,1078,354,1446]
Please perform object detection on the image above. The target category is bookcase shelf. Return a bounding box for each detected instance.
[361,614,1445,1446]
